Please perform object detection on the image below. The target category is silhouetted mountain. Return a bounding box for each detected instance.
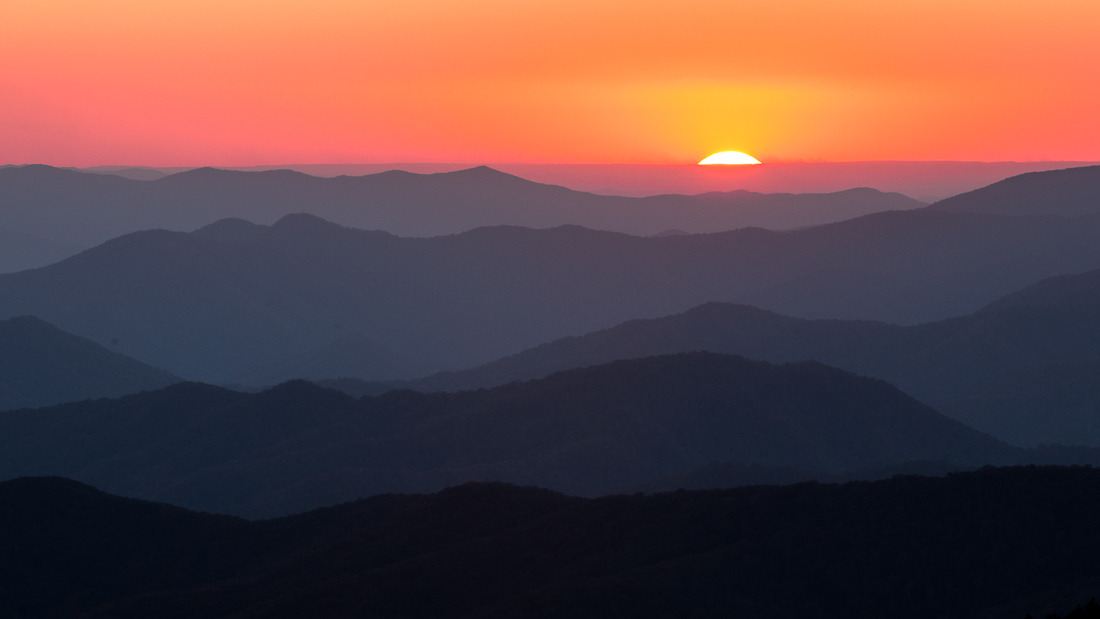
[929,164,1100,216]
[86,160,1100,201]
[5,198,1100,383]
[0,163,922,272]
[81,166,175,180]
[0,315,179,411]
[0,353,1017,517]
[8,467,1100,618]
[399,302,890,393]
[0,477,248,619]
[978,266,1100,310]
[627,459,1012,495]
[394,268,1100,447]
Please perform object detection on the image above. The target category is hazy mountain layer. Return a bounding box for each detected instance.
[928,164,1100,216]
[0,315,179,411]
[0,353,1015,517]
[392,268,1100,446]
[0,164,922,272]
[82,160,1100,199]
[3,203,1100,384]
[8,467,1100,619]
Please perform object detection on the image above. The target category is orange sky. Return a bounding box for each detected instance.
[3,0,1099,166]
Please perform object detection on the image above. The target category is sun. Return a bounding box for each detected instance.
[698,151,762,165]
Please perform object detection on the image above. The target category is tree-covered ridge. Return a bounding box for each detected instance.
[0,352,1014,516]
[5,466,1100,618]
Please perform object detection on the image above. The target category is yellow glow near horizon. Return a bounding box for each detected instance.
[4,0,1100,165]
[698,151,762,165]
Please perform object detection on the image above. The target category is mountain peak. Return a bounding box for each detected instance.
[270,212,343,231]
[159,166,227,179]
[433,165,551,188]
[192,218,264,244]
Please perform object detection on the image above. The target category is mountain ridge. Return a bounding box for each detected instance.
[380,268,1100,446]
[928,164,1100,216]
[4,191,1100,384]
[0,163,925,272]
[0,315,179,411]
[8,467,1100,618]
[0,351,1017,517]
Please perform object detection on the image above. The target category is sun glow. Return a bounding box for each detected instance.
[699,151,762,165]
[4,1,1100,165]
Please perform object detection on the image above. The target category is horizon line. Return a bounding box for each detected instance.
[6,159,1100,171]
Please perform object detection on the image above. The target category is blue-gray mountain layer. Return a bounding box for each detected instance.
[0,353,1013,517]
[0,164,923,272]
[2,200,1100,384]
[0,315,178,411]
[394,267,1100,447]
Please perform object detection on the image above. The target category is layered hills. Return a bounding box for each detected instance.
[0,164,922,272]
[3,170,1100,384]
[0,315,178,411]
[7,467,1100,619]
[4,162,1100,618]
[0,352,1015,517]
[928,164,1100,216]
[2,165,1098,438]
[393,267,1100,446]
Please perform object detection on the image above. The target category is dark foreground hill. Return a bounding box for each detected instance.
[392,267,1100,447]
[6,467,1100,619]
[0,315,179,411]
[0,353,1015,517]
[0,163,922,272]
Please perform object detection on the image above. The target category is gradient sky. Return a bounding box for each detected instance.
[4,0,1098,166]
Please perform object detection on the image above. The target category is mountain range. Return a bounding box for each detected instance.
[7,466,1100,619]
[4,161,1100,618]
[3,166,1100,385]
[0,315,178,411]
[0,163,922,273]
[928,164,1100,216]
[371,265,1100,446]
[0,352,1021,517]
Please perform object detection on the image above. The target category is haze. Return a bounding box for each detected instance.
[5,1,1100,618]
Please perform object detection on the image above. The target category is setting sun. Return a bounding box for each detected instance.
[698,151,762,165]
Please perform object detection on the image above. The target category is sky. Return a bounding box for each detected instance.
[3,0,1099,166]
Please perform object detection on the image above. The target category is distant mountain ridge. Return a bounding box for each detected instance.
[0,352,1017,517]
[929,164,1100,216]
[0,163,923,272]
[5,197,1100,384]
[0,315,178,411]
[384,267,1100,446]
[3,164,1100,389]
[77,160,1100,199]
